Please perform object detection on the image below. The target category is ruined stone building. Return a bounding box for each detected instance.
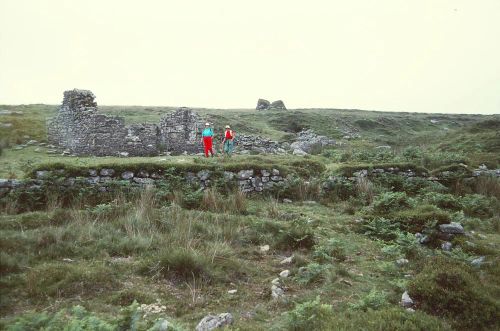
[47,89,204,156]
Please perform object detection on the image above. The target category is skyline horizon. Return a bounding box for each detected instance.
[1,1,500,115]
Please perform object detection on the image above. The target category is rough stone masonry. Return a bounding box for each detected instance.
[47,89,204,156]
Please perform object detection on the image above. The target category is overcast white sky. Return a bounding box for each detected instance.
[1,0,499,114]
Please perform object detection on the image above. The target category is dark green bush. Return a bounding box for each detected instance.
[325,308,452,331]
[373,192,412,214]
[361,217,401,241]
[409,257,500,329]
[461,194,498,218]
[390,204,451,233]
[422,192,462,210]
[275,219,315,250]
[284,296,334,330]
[312,238,347,262]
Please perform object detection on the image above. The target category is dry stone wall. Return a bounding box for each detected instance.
[47,89,203,156]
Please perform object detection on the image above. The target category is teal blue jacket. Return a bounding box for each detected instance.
[202,128,213,137]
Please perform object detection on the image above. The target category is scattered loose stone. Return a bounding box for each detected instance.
[439,222,465,234]
[271,284,285,299]
[280,256,294,264]
[271,278,281,285]
[396,258,409,267]
[195,313,233,331]
[471,256,485,267]
[406,308,416,313]
[282,198,293,204]
[340,279,353,286]
[441,241,453,251]
[154,319,170,331]
[260,245,270,252]
[280,270,290,278]
[401,291,414,308]
[227,289,237,294]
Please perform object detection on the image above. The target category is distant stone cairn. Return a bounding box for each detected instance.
[256,99,287,110]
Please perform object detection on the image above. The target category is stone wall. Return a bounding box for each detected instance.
[0,167,287,199]
[158,107,204,154]
[47,89,203,156]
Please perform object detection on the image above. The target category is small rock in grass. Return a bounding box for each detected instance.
[441,241,453,251]
[280,256,294,264]
[396,258,409,267]
[260,245,270,252]
[471,256,485,267]
[282,198,293,204]
[406,308,415,313]
[195,313,233,331]
[401,291,414,308]
[271,278,280,285]
[439,222,465,234]
[271,284,285,299]
[280,270,290,278]
[340,279,352,286]
[228,289,237,294]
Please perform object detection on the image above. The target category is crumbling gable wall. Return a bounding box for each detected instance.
[47,89,203,156]
[159,107,203,154]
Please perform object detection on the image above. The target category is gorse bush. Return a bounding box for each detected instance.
[409,257,500,330]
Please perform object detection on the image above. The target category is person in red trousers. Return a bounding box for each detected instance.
[201,122,214,157]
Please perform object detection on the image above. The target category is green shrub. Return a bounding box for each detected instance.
[373,192,412,214]
[321,177,355,200]
[284,296,335,331]
[6,306,115,331]
[275,218,316,250]
[295,263,330,285]
[461,194,498,218]
[422,192,462,210]
[325,308,452,330]
[362,218,401,241]
[349,289,388,311]
[409,257,500,329]
[390,204,452,233]
[312,238,347,262]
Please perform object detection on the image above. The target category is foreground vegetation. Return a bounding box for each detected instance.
[1,104,499,330]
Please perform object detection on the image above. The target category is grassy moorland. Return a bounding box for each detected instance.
[0,104,499,330]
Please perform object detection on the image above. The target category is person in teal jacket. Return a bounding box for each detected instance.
[201,122,214,157]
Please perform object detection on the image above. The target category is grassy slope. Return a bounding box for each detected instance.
[1,104,499,330]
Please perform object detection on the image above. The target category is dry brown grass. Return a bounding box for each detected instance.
[355,177,374,204]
